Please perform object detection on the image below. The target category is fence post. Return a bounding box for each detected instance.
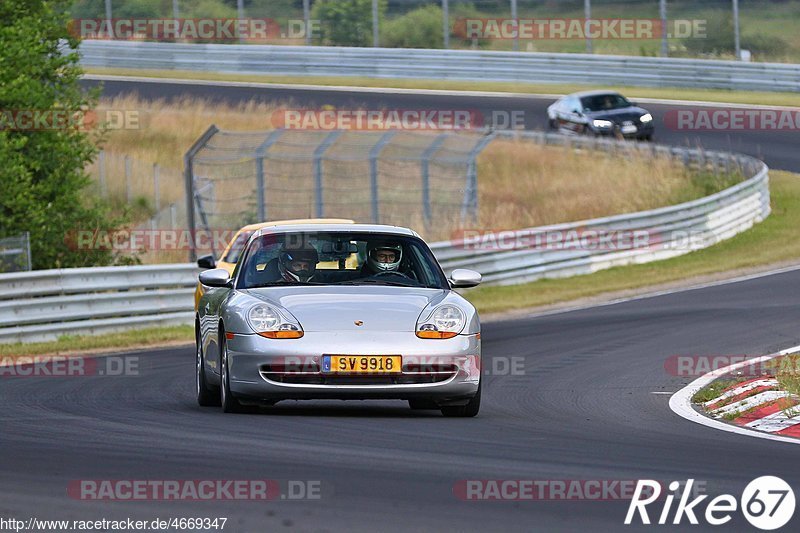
[463,132,497,224]
[124,155,132,203]
[420,133,449,229]
[313,130,343,218]
[254,129,285,222]
[442,0,449,49]
[183,124,219,262]
[98,150,107,197]
[24,231,31,271]
[153,163,160,212]
[368,131,397,224]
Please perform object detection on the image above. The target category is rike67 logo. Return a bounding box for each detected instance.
[625,477,795,530]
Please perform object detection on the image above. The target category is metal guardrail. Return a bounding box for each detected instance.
[0,137,769,344]
[0,264,198,343]
[79,40,800,92]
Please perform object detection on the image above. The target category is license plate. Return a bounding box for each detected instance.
[322,355,402,374]
[621,124,637,134]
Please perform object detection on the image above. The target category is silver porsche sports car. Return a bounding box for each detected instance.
[195,223,483,417]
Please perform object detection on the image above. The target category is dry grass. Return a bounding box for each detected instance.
[477,139,700,229]
[91,95,736,254]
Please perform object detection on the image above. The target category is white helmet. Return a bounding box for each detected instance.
[366,241,402,273]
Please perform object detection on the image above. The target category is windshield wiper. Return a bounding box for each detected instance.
[335,279,416,287]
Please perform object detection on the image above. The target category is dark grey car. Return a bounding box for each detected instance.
[547,90,654,141]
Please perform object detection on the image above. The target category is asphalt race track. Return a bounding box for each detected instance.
[2,79,797,531]
[83,77,800,171]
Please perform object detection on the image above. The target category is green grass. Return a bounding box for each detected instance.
[466,171,800,314]
[0,325,193,358]
[776,354,800,396]
[692,378,740,404]
[84,67,800,108]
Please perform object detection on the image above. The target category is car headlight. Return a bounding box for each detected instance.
[592,119,614,129]
[247,304,303,339]
[640,113,653,123]
[416,305,466,339]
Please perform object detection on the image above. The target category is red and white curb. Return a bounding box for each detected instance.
[669,344,800,445]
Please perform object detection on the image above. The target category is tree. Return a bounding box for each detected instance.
[0,0,125,269]
[312,0,385,47]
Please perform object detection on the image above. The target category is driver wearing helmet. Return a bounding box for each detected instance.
[362,241,403,275]
[277,244,319,283]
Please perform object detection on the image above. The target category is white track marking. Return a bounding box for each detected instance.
[82,74,800,110]
[746,410,800,433]
[710,391,790,417]
[669,344,800,445]
[703,378,779,408]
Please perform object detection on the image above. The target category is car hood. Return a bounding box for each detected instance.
[242,286,448,332]
[585,106,648,123]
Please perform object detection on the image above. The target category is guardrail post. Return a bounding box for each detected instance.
[421,133,449,229]
[254,129,285,222]
[462,132,497,224]
[368,131,397,224]
[313,130,343,218]
[183,125,219,262]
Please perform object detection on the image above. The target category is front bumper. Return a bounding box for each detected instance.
[225,331,481,405]
[591,122,654,139]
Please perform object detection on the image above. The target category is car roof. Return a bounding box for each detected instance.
[566,90,624,99]
[253,223,419,238]
[238,218,355,232]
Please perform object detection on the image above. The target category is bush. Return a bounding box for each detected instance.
[682,12,788,59]
[383,4,443,49]
[0,0,129,269]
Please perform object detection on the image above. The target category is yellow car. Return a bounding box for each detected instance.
[194,218,355,310]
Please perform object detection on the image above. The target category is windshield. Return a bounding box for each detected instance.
[581,93,631,112]
[221,230,252,265]
[236,231,449,289]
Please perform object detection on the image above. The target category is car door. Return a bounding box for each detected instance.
[558,96,585,134]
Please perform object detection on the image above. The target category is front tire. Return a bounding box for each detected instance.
[440,381,481,418]
[196,327,219,407]
[220,331,246,413]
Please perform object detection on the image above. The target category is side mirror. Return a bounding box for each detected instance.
[197,254,216,269]
[199,268,231,288]
[448,269,482,288]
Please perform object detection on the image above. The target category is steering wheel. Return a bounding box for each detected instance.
[372,270,411,279]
